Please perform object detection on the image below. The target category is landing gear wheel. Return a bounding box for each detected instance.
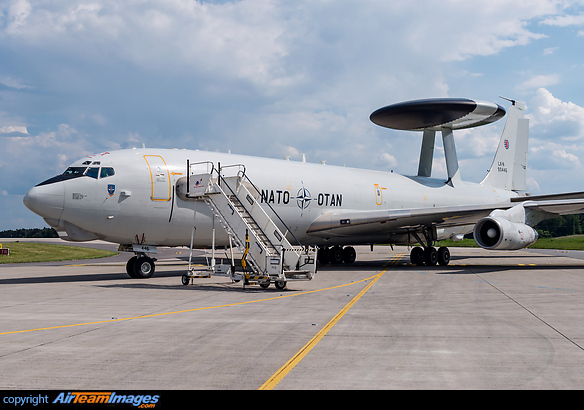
[410,246,424,266]
[133,256,155,279]
[126,256,138,278]
[330,247,344,264]
[342,246,356,264]
[275,281,287,290]
[437,246,450,266]
[424,247,438,266]
[181,274,190,286]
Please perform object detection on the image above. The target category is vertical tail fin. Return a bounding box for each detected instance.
[480,100,529,191]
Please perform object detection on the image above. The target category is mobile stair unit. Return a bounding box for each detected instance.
[179,161,317,289]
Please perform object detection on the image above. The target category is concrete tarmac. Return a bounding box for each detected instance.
[1,242,584,390]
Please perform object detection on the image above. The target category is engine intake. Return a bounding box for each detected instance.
[474,216,538,250]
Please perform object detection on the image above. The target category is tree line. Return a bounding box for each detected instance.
[534,214,584,238]
[0,228,59,238]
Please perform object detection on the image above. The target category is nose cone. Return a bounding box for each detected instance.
[23,182,65,220]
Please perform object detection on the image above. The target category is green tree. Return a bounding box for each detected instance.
[0,228,59,238]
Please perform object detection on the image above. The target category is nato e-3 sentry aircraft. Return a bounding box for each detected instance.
[23,97,584,289]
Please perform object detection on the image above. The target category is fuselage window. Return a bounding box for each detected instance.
[85,167,99,179]
[100,167,115,178]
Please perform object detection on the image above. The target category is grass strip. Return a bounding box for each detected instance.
[0,242,118,264]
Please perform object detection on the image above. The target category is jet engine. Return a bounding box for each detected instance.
[473,216,538,250]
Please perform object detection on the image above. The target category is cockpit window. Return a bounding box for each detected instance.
[63,167,87,176]
[100,167,115,178]
[85,167,99,179]
[36,166,87,186]
[35,165,115,186]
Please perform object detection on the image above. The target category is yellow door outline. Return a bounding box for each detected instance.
[374,184,386,205]
[144,155,171,201]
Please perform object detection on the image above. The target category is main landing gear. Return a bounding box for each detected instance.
[409,226,451,266]
[126,254,157,278]
[409,245,450,266]
[318,246,357,264]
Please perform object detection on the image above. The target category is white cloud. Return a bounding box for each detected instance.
[0,74,31,89]
[541,12,584,27]
[543,46,558,55]
[2,0,292,88]
[0,123,127,192]
[530,142,582,169]
[0,125,28,135]
[522,88,584,192]
[0,111,29,136]
[0,0,568,91]
[5,0,32,33]
[377,152,398,168]
[528,88,584,141]
[517,74,561,91]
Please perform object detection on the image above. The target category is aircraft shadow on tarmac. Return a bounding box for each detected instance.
[0,269,178,286]
[99,281,306,293]
[1,255,583,286]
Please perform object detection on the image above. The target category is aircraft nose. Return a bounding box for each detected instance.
[23,182,65,220]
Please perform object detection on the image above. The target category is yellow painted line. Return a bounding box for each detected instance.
[259,266,389,390]
[0,272,385,337]
[388,252,405,265]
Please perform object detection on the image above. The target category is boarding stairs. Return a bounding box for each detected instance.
[180,161,317,289]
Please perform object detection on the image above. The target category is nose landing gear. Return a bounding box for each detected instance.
[126,254,157,278]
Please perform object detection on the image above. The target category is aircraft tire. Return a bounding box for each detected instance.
[181,274,190,286]
[437,246,450,266]
[133,256,155,279]
[126,256,138,278]
[330,246,344,264]
[424,247,438,266]
[410,246,424,266]
[342,246,357,264]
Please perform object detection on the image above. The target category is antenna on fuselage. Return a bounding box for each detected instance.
[499,96,516,106]
[369,98,506,186]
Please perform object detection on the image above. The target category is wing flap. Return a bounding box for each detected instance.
[522,199,584,215]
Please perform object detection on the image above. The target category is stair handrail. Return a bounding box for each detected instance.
[216,164,303,247]
[186,160,215,197]
[212,169,279,253]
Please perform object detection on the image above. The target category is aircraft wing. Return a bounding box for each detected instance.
[306,194,584,237]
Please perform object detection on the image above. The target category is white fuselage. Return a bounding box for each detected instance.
[24,148,518,248]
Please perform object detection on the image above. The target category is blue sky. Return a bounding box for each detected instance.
[2,0,584,230]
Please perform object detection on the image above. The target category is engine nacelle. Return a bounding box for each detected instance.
[473,216,538,250]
